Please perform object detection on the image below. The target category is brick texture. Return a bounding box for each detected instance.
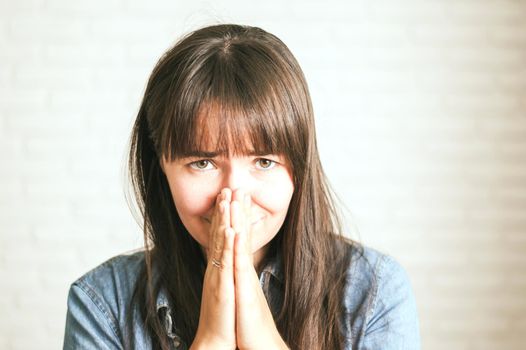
[1,1,525,349]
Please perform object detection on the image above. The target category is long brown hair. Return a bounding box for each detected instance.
[127,23,359,349]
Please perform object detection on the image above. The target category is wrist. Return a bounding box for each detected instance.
[240,338,289,350]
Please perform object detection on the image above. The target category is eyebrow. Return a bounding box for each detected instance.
[181,150,270,158]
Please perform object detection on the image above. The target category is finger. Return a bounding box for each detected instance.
[231,189,251,253]
[208,187,233,262]
[206,192,223,259]
[234,230,256,296]
[221,227,235,271]
[222,187,232,202]
[243,193,252,240]
[221,198,231,229]
[212,200,230,257]
[215,190,224,206]
[234,188,253,255]
[231,188,243,203]
[233,189,249,229]
[231,200,243,234]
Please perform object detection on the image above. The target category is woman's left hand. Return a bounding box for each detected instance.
[230,189,289,350]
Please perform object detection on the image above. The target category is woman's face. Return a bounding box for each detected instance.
[160,136,294,266]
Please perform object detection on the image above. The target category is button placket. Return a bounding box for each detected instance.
[162,309,183,349]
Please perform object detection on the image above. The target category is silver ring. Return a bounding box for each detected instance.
[211,258,222,268]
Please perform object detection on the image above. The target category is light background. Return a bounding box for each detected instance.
[1,0,525,349]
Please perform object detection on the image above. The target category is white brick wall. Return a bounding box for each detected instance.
[1,1,525,349]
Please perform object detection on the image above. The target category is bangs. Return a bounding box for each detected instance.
[171,101,283,159]
[159,46,299,163]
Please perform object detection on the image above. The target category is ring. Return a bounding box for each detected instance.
[211,258,222,268]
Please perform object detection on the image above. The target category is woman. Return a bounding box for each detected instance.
[63,24,420,349]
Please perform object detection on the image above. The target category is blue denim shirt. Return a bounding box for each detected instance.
[63,245,420,349]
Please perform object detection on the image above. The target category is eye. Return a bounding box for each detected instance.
[255,158,276,170]
[189,159,215,171]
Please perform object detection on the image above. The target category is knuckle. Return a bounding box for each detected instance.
[214,242,222,250]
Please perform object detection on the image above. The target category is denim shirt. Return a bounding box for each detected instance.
[63,245,421,349]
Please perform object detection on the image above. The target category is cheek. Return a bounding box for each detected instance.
[255,171,294,213]
[169,176,217,217]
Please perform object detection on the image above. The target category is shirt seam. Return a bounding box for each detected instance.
[73,280,122,342]
[363,253,388,331]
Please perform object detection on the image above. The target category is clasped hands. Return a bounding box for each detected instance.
[191,188,289,350]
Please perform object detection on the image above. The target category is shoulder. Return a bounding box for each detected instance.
[73,249,145,297]
[343,243,398,313]
[346,244,410,292]
[64,250,147,348]
[68,249,146,323]
[343,243,421,349]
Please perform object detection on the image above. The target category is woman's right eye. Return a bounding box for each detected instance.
[189,159,215,171]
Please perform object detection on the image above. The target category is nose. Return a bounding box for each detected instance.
[222,163,254,194]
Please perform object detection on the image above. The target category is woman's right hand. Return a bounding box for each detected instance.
[191,188,236,350]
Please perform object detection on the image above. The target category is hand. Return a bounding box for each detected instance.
[191,189,236,350]
[231,189,289,350]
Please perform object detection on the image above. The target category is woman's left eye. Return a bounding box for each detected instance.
[255,158,276,170]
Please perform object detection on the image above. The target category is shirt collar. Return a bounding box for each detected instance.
[259,248,284,283]
[156,285,171,312]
